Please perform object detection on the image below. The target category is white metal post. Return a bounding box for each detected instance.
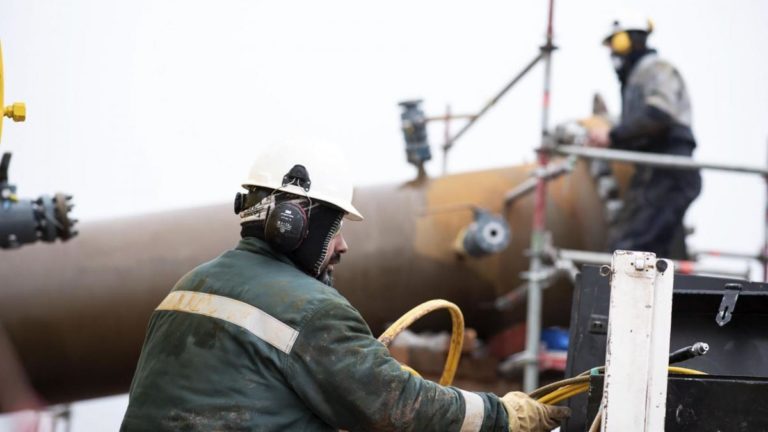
[602,251,674,432]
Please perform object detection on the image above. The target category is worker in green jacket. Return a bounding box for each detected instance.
[120,143,569,431]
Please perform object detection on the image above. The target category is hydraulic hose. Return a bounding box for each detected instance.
[528,376,590,400]
[378,300,465,386]
[379,300,706,412]
[532,366,707,407]
[527,367,710,432]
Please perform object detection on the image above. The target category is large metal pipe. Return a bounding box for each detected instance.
[0,205,239,407]
[0,160,609,409]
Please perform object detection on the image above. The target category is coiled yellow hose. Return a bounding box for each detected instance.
[378,300,706,410]
[378,299,465,386]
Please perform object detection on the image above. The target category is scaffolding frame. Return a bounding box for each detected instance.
[523,0,557,392]
[512,3,768,390]
[514,143,768,391]
[408,0,768,392]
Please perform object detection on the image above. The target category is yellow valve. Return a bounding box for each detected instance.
[0,41,26,145]
[4,102,26,122]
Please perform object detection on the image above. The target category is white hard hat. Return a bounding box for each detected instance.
[242,141,364,221]
[604,11,654,44]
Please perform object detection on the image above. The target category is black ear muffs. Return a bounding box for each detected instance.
[234,192,247,214]
[264,201,309,253]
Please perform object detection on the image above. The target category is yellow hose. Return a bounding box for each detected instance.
[538,383,589,405]
[378,300,707,404]
[668,366,706,375]
[378,299,464,386]
[534,366,708,406]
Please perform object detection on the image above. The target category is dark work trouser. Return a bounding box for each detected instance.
[610,166,701,259]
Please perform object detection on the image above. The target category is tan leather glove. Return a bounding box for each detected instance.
[501,391,570,432]
[579,114,614,148]
[578,114,613,132]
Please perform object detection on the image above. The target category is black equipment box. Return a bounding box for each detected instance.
[585,374,768,431]
[564,265,768,432]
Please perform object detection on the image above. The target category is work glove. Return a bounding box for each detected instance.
[578,114,613,132]
[500,391,570,432]
[578,113,614,148]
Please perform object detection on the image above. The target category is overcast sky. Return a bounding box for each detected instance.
[1,0,767,429]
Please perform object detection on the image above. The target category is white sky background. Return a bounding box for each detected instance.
[0,0,767,430]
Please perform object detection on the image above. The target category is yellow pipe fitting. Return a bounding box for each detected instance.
[1,41,26,144]
[4,102,26,122]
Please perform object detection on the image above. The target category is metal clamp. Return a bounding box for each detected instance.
[716,283,742,327]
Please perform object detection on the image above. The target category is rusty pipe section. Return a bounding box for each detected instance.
[0,205,240,408]
[0,160,608,409]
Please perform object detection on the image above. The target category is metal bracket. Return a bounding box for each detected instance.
[716,283,742,327]
[520,268,557,284]
[589,314,609,335]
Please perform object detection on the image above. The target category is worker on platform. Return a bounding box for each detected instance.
[120,144,569,431]
[588,14,701,258]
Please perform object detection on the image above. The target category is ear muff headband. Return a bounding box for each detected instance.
[611,31,632,55]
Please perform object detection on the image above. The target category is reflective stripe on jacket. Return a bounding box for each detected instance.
[120,237,509,431]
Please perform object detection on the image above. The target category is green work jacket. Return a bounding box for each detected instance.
[120,237,509,431]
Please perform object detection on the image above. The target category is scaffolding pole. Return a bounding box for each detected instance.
[691,249,766,263]
[503,156,576,208]
[440,53,545,173]
[556,248,751,280]
[552,144,768,176]
[551,143,768,281]
[442,53,544,153]
[523,0,556,393]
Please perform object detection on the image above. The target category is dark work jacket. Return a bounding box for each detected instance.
[611,53,701,204]
[120,237,509,431]
[609,53,702,256]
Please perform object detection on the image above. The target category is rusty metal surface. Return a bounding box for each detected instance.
[338,159,610,337]
[0,160,610,409]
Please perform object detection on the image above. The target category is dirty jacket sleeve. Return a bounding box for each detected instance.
[284,300,509,432]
